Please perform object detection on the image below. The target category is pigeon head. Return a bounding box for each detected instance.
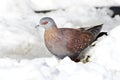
[36,17,56,29]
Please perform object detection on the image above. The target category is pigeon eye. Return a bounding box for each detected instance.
[41,21,48,25]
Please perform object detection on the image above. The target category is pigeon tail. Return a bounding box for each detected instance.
[87,24,103,39]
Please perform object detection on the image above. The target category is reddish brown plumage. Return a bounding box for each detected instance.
[66,31,93,54]
[44,26,102,60]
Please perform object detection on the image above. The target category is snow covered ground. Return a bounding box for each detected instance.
[0,0,120,80]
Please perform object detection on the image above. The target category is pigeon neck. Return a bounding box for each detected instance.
[45,25,58,33]
[44,25,62,42]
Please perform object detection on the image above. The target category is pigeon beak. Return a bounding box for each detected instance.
[35,24,40,28]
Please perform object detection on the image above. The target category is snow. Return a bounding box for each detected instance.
[91,26,120,71]
[0,0,52,59]
[29,0,120,11]
[0,0,120,80]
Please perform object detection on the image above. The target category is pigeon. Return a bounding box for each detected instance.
[36,17,103,62]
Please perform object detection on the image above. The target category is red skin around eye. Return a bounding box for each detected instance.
[41,21,48,25]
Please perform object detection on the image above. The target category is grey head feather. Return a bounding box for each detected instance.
[39,17,57,29]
